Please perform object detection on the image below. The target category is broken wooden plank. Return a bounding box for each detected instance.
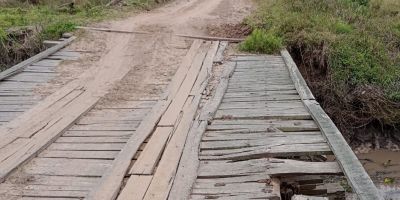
[198,158,342,178]
[304,100,382,200]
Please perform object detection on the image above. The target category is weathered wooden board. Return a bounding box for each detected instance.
[129,127,173,175]
[39,150,119,159]
[117,175,153,200]
[198,158,342,178]
[200,143,331,160]
[48,143,125,151]
[24,158,112,176]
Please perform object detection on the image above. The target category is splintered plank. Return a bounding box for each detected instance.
[200,134,326,150]
[24,158,112,176]
[199,142,331,160]
[207,119,319,132]
[117,175,153,200]
[304,100,382,199]
[130,127,173,175]
[169,61,235,200]
[198,158,342,178]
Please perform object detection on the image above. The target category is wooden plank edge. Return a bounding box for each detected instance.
[0,36,76,81]
[303,100,382,200]
[213,41,228,64]
[168,62,237,200]
[280,49,315,101]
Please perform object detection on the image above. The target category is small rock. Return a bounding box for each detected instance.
[62,32,73,38]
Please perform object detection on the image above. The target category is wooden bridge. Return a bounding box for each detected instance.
[0,37,382,200]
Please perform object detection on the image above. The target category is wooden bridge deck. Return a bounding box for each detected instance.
[0,38,80,125]
[0,39,381,200]
[190,56,340,199]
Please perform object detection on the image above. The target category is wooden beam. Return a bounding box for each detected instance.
[76,26,245,43]
[280,49,315,100]
[0,36,76,81]
[304,100,383,200]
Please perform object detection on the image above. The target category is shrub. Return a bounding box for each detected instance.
[240,29,283,54]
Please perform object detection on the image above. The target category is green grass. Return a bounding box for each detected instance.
[239,29,283,54]
[0,0,158,69]
[245,0,400,139]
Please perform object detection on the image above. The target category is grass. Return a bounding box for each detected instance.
[244,0,400,141]
[240,29,283,54]
[0,0,158,70]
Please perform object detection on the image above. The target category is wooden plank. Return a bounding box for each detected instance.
[281,49,315,100]
[143,96,201,200]
[56,136,129,143]
[213,41,228,64]
[158,44,209,126]
[208,119,319,132]
[48,143,125,151]
[87,40,206,200]
[117,175,153,200]
[200,135,326,150]
[24,158,112,176]
[129,127,173,175]
[169,51,230,200]
[9,174,98,187]
[141,43,214,199]
[39,150,119,159]
[214,108,312,120]
[199,62,236,121]
[304,100,382,200]
[198,158,342,178]
[0,37,75,81]
[199,142,331,160]
[63,130,132,137]
[162,39,203,101]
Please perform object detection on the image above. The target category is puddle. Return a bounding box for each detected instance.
[357,150,400,199]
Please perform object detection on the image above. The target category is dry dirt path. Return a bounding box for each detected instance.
[0,0,253,199]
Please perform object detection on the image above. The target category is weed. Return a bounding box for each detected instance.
[240,29,283,54]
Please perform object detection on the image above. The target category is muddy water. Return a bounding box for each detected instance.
[357,150,400,199]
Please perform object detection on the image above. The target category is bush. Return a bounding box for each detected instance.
[246,0,400,141]
[240,29,283,54]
